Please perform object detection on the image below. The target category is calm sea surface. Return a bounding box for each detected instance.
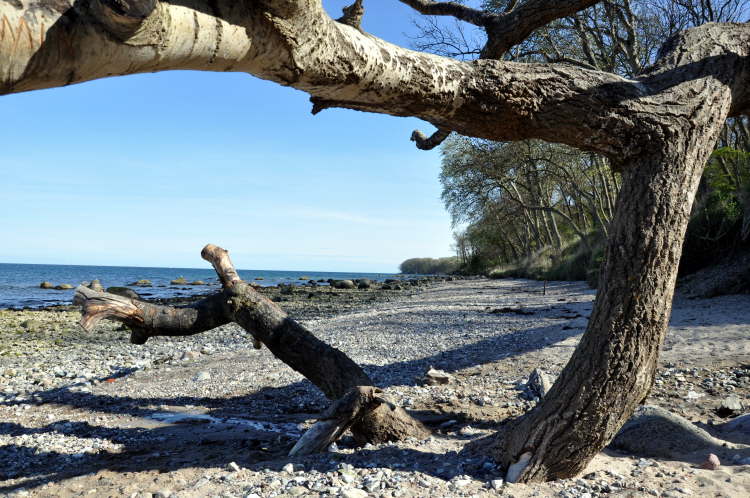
[0,263,397,309]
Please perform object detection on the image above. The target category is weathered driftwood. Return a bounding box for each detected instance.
[290,386,383,456]
[76,244,429,447]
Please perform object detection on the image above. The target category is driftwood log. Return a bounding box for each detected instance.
[75,244,428,449]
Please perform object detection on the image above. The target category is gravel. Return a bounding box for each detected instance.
[1,278,749,497]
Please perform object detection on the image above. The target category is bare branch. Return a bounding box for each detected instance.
[411,127,451,150]
[201,243,242,287]
[398,0,495,27]
[482,0,603,58]
[337,0,365,31]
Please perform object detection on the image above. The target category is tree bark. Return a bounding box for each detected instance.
[76,244,429,446]
[495,79,733,482]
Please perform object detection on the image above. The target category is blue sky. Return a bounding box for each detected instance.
[0,1,474,273]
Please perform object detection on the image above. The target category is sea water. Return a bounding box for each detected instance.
[0,263,396,309]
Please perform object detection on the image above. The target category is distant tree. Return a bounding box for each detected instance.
[399,256,460,274]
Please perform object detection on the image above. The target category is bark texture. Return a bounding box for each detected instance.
[5,0,750,484]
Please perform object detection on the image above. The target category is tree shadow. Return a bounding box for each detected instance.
[1,312,580,491]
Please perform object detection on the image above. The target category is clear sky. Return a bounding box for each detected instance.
[0,1,469,273]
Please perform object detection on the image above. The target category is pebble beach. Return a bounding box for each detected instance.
[1,278,749,497]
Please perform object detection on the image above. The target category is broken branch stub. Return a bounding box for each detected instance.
[76,285,232,343]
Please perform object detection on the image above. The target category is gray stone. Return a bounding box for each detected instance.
[527,368,555,398]
[421,366,453,386]
[334,280,356,289]
[106,287,140,300]
[718,395,743,417]
[287,486,307,496]
[341,489,368,498]
[193,371,211,382]
[611,405,734,458]
[283,463,295,473]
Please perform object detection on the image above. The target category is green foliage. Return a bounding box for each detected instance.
[680,144,750,274]
[399,257,461,275]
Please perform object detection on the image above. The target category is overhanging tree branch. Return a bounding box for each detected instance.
[397,0,495,26]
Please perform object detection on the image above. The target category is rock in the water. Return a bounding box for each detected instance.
[128,279,152,287]
[527,368,555,398]
[54,283,73,290]
[611,405,737,458]
[170,277,188,285]
[700,453,721,470]
[106,287,140,300]
[717,395,744,418]
[39,281,54,289]
[189,280,206,285]
[334,280,356,289]
[421,366,453,385]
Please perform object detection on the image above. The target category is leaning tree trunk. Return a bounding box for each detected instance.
[77,244,429,447]
[496,88,733,481]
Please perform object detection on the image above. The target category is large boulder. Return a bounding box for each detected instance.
[54,284,73,290]
[610,405,741,459]
[170,276,188,285]
[128,279,152,287]
[334,280,356,289]
[39,281,54,289]
[357,279,373,289]
[106,287,140,300]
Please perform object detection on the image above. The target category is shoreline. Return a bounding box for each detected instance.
[1,278,749,497]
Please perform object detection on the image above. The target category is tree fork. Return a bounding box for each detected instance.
[88,0,158,40]
[76,244,429,446]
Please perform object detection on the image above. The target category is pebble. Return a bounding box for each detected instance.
[700,454,721,470]
[193,371,211,382]
[490,479,504,490]
[341,489,368,498]
[283,463,295,473]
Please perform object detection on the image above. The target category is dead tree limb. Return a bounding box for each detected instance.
[290,386,383,456]
[76,244,430,447]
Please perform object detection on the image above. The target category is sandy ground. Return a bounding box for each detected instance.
[1,279,749,497]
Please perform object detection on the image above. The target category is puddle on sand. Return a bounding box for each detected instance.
[148,411,301,436]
